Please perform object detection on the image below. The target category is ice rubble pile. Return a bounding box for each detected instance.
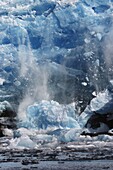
[1,86,113,148]
[25,83,113,133]
[13,85,113,144]
[26,100,80,129]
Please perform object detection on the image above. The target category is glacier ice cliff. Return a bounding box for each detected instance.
[0,0,113,142]
[1,0,113,106]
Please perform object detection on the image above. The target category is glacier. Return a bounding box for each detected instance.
[0,0,113,146]
[1,0,112,106]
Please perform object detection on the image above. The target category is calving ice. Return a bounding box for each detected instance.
[0,0,113,147]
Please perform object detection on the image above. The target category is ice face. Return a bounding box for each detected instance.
[0,0,113,107]
[1,0,113,146]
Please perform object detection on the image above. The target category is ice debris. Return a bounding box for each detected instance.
[26,100,80,130]
[9,135,37,149]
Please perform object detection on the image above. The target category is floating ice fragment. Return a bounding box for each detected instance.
[2,128,13,137]
[14,127,37,137]
[98,135,113,142]
[9,135,37,149]
[17,135,37,148]
[61,128,82,142]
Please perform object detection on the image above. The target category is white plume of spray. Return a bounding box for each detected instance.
[17,32,50,120]
[104,28,113,81]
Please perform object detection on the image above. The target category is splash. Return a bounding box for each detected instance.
[104,28,113,81]
[17,34,50,120]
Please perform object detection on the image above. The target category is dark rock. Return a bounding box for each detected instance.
[0,109,16,118]
[31,159,39,164]
[21,159,30,165]
[0,125,4,137]
[86,112,113,130]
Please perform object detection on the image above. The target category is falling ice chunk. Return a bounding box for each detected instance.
[84,38,90,44]
[92,91,97,96]
[0,78,5,85]
[14,80,21,86]
[96,33,102,41]
[109,80,113,85]
[95,59,100,67]
[84,51,94,57]
[81,82,87,86]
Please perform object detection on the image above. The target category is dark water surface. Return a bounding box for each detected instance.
[0,140,113,170]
